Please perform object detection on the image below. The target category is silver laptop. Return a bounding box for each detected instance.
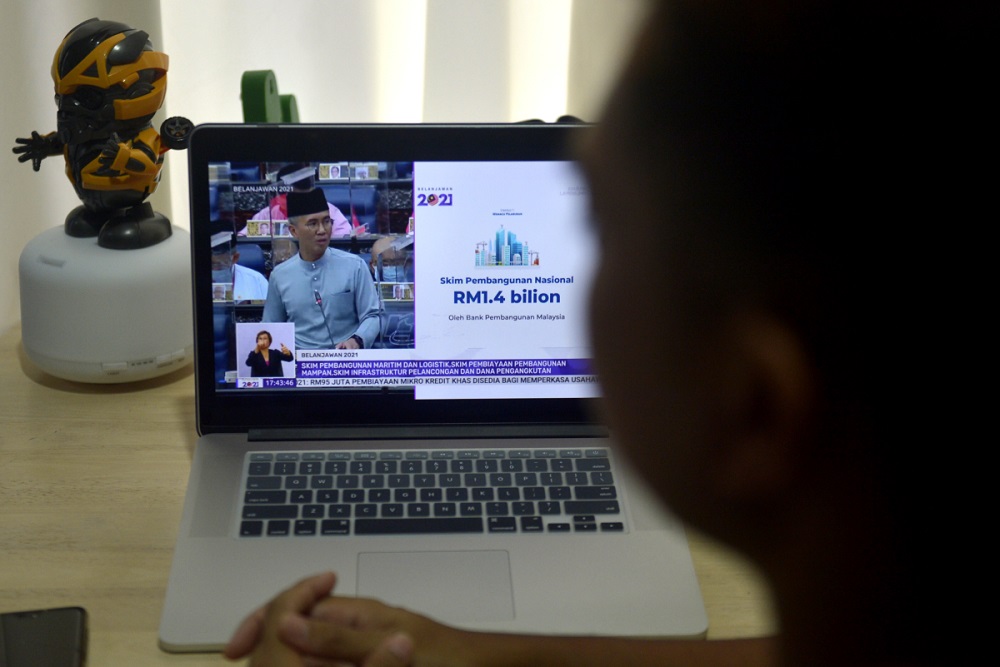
[159,123,707,652]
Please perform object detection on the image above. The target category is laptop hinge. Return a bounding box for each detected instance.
[247,423,608,442]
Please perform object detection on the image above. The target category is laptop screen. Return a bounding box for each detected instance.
[190,124,601,433]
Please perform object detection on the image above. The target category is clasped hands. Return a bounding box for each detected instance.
[224,572,459,667]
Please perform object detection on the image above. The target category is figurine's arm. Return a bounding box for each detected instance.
[12,131,63,171]
[99,129,162,176]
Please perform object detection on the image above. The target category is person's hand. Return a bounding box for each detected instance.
[336,337,361,350]
[225,572,461,666]
[225,572,339,666]
[280,343,291,355]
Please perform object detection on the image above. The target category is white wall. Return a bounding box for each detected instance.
[1,0,645,336]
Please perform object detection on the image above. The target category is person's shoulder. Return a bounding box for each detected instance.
[235,263,267,282]
[326,247,364,265]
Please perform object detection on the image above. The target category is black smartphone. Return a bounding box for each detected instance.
[0,607,87,667]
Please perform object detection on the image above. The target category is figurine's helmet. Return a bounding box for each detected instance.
[51,18,168,144]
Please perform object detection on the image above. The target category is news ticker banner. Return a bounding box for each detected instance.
[237,355,598,398]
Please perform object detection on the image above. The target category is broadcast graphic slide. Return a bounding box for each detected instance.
[411,161,597,399]
[267,160,599,400]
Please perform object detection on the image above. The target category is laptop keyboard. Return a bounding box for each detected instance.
[238,448,624,537]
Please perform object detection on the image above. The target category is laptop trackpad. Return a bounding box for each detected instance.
[356,550,514,622]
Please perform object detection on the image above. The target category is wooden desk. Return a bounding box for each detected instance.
[0,325,775,666]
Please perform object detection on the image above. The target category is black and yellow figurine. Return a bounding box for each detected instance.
[13,18,192,250]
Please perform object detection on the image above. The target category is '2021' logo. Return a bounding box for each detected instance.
[416,193,454,206]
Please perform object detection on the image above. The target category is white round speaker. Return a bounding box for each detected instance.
[19,226,193,383]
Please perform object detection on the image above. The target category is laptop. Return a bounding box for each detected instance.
[159,123,707,652]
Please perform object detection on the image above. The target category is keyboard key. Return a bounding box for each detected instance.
[240,521,263,536]
[512,502,535,515]
[486,502,509,516]
[355,504,378,517]
[248,462,271,475]
[520,516,544,532]
[317,490,339,503]
[243,505,297,519]
[388,474,411,488]
[246,476,281,490]
[476,460,499,473]
[601,522,625,532]
[394,489,417,502]
[420,488,443,502]
[408,503,431,517]
[515,473,538,486]
[549,486,572,500]
[460,502,483,516]
[284,476,308,489]
[354,518,483,534]
[576,458,611,471]
[267,520,290,536]
[575,486,618,500]
[310,475,333,489]
[336,475,360,489]
[488,517,517,532]
[295,520,318,535]
[325,461,347,475]
[321,520,350,535]
[564,500,621,515]
[362,475,385,488]
[434,502,457,516]
[498,487,520,500]
[440,474,461,487]
[414,474,436,487]
[591,472,614,485]
[245,490,286,505]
